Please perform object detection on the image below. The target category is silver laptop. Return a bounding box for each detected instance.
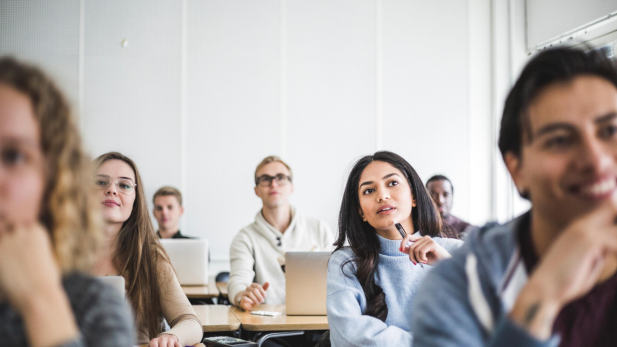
[97,276,125,298]
[160,239,209,285]
[285,252,330,316]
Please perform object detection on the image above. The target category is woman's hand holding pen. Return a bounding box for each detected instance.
[399,234,451,266]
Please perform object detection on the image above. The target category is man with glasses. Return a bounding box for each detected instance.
[229,156,334,312]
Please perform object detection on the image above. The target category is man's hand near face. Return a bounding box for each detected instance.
[510,196,617,340]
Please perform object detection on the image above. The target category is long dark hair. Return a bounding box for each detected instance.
[334,151,456,321]
[94,152,169,339]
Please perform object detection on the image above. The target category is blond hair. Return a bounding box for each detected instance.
[153,186,182,206]
[254,155,293,186]
[0,57,102,274]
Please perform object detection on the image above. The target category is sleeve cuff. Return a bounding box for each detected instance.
[488,315,560,347]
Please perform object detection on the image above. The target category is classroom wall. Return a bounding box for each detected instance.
[0,0,491,273]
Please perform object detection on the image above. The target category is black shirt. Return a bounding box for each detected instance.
[156,230,194,239]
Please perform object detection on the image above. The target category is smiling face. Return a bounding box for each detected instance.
[0,84,45,227]
[94,159,136,224]
[153,195,183,232]
[254,161,294,209]
[506,75,617,228]
[357,161,416,234]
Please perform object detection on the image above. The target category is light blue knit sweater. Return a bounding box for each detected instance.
[327,233,463,347]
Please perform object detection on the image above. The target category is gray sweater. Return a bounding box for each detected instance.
[0,272,136,347]
[410,215,560,347]
[327,233,463,347]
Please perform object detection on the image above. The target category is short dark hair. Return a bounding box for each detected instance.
[498,46,617,159]
[426,175,453,195]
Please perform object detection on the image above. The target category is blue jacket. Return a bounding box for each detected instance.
[411,213,560,347]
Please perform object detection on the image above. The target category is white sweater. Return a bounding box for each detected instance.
[228,206,334,306]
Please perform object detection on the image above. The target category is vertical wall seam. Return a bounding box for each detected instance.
[467,0,471,222]
[180,0,188,200]
[78,0,85,123]
[376,0,383,151]
[280,0,287,159]
[490,0,497,221]
[507,0,515,220]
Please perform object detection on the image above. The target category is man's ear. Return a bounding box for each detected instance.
[504,152,528,198]
[180,206,185,216]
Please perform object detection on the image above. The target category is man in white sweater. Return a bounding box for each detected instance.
[229,156,334,310]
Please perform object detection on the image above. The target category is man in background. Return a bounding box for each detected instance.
[153,186,193,239]
[229,156,333,313]
[426,175,475,236]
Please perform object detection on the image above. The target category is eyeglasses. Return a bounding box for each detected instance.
[92,175,137,194]
[256,174,292,187]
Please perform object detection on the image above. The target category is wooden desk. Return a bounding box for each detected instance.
[182,277,219,299]
[182,284,218,299]
[216,282,228,298]
[230,305,328,331]
[193,305,240,332]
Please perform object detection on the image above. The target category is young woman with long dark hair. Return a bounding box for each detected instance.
[326,151,462,346]
[92,152,202,347]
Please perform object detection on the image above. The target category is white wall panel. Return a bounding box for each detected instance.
[0,0,80,106]
[82,1,182,215]
[1,0,486,270]
[185,0,282,261]
[286,0,377,236]
[381,0,470,221]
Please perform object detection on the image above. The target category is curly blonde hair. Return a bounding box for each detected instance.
[0,57,102,273]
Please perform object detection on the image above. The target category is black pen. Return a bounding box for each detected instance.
[394,220,407,238]
[394,221,423,268]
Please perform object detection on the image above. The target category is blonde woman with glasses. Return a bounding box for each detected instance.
[0,58,135,346]
[92,152,202,347]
